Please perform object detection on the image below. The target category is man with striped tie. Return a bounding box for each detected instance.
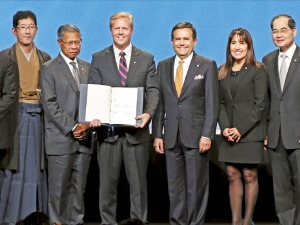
[88,12,159,225]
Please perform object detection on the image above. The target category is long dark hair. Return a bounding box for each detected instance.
[219,28,263,80]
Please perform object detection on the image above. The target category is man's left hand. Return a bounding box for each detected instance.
[134,113,151,128]
[199,137,211,153]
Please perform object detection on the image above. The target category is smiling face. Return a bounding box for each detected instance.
[58,31,81,60]
[171,28,197,60]
[272,16,297,52]
[230,34,248,63]
[110,17,133,51]
[12,17,37,47]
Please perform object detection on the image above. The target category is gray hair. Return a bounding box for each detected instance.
[57,24,81,40]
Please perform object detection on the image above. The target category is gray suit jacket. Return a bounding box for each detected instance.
[218,65,268,142]
[263,46,300,149]
[152,53,219,149]
[40,54,92,155]
[0,53,18,162]
[88,45,159,144]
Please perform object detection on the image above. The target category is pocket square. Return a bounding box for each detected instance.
[194,74,204,80]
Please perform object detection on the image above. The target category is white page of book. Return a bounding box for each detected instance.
[85,84,112,123]
[110,88,138,125]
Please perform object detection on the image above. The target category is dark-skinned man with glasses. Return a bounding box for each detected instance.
[0,10,51,224]
[40,24,91,225]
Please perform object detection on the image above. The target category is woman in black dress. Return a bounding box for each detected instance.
[218,28,268,225]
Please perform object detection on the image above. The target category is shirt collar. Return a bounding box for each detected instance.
[175,52,193,65]
[60,51,78,64]
[113,43,132,57]
[279,42,296,59]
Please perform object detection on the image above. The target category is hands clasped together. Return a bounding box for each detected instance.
[223,127,241,142]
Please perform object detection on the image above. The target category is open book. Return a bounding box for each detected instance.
[79,84,144,126]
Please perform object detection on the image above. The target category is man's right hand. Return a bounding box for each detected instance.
[73,123,90,140]
[154,138,164,154]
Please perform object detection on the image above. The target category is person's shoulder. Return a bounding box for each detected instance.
[193,53,215,64]
[0,52,11,62]
[158,56,174,65]
[1,47,12,55]
[92,46,112,58]
[262,49,278,61]
[77,58,91,67]
[132,46,153,58]
[36,48,51,60]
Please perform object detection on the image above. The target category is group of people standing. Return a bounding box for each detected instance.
[0,8,299,225]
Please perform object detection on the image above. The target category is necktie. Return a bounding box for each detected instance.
[119,52,128,86]
[175,60,184,96]
[70,61,80,88]
[279,54,287,90]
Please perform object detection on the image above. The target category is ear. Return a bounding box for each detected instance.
[11,27,17,37]
[293,27,297,37]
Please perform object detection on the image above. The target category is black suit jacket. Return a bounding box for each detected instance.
[152,53,219,149]
[263,46,300,149]
[88,45,159,144]
[218,64,268,142]
[0,53,18,164]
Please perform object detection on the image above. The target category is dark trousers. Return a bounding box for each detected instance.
[98,137,149,225]
[165,138,209,225]
[269,136,300,225]
[48,152,91,225]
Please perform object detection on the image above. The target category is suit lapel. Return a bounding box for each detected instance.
[230,65,250,97]
[222,70,233,102]
[105,46,123,86]
[282,46,300,94]
[77,59,89,84]
[165,57,177,97]
[268,50,282,94]
[57,54,79,94]
[126,47,138,86]
[180,55,203,97]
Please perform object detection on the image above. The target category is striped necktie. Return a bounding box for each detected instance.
[119,52,128,86]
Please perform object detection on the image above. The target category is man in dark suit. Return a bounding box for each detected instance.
[0,53,18,163]
[40,24,92,225]
[263,14,300,225]
[88,12,159,225]
[152,22,219,225]
[0,10,51,224]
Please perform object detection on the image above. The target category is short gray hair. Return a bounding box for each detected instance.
[57,24,81,40]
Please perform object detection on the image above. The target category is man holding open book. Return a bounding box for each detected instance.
[88,12,159,225]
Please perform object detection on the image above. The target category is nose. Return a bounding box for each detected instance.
[24,27,30,33]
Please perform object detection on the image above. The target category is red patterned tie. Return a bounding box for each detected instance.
[119,52,128,86]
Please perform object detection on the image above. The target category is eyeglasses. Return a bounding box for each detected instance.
[272,28,292,35]
[17,25,37,32]
[59,39,82,46]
